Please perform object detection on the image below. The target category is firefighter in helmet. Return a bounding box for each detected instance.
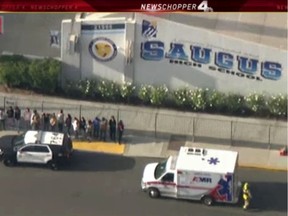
[242,182,252,210]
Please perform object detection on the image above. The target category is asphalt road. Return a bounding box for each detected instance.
[0,150,287,216]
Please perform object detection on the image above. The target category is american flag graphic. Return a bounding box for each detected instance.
[141,20,157,39]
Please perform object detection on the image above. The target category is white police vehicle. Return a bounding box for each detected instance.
[0,130,73,170]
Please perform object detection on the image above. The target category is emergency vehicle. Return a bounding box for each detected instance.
[0,130,73,170]
[141,146,242,206]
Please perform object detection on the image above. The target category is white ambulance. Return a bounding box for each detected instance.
[141,146,242,206]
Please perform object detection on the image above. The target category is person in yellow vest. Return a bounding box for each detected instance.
[242,182,252,210]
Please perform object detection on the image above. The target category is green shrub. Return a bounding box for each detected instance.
[173,87,193,108]
[120,82,136,102]
[97,80,121,101]
[0,56,30,87]
[244,93,269,116]
[225,94,245,115]
[0,54,287,120]
[64,80,84,98]
[267,94,287,118]
[28,58,61,93]
[190,88,207,111]
[205,90,227,113]
[138,84,153,104]
[0,54,29,63]
[83,79,99,98]
[150,85,169,106]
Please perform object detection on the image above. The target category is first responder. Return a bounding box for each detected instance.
[242,182,252,210]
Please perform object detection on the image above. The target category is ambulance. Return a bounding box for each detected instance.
[141,146,242,206]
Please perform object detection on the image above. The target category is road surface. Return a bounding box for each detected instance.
[0,151,286,216]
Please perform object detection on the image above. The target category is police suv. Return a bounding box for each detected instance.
[0,130,73,170]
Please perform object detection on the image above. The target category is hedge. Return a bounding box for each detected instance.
[63,79,287,120]
[0,55,61,94]
[0,55,287,120]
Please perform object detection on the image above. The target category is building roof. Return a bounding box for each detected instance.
[175,146,238,174]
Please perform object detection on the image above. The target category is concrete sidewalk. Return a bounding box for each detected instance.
[0,130,287,171]
[123,135,288,172]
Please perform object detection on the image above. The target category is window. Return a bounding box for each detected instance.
[154,159,168,179]
[21,146,36,152]
[50,30,60,48]
[12,134,25,147]
[34,146,50,153]
[161,173,174,182]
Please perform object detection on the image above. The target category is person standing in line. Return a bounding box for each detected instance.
[86,120,93,142]
[23,108,31,130]
[72,117,80,139]
[100,117,107,142]
[0,108,6,130]
[79,117,87,138]
[117,120,124,145]
[65,114,72,135]
[14,106,21,132]
[93,117,100,139]
[6,106,14,129]
[109,116,117,142]
[57,109,64,132]
[31,110,41,130]
[43,113,50,131]
[50,113,57,132]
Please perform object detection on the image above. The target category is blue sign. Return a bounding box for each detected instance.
[142,20,157,39]
[140,40,282,81]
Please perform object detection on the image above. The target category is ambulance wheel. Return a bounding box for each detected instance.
[148,188,160,198]
[202,196,213,206]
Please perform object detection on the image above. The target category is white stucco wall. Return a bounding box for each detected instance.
[61,13,287,95]
[133,14,287,95]
[79,19,126,82]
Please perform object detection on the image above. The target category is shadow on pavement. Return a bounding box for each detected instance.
[0,134,136,172]
[215,181,287,213]
[248,181,287,212]
[62,150,136,172]
[123,129,272,150]
[0,134,16,150]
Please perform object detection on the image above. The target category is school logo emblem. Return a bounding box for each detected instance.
[142,20,157,38]
[89,37,117,62]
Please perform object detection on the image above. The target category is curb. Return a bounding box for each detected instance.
[73,141,125,155]
[239,164,287,172]
[123,153,288,172]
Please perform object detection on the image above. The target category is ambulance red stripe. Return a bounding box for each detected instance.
[146,181,215,190]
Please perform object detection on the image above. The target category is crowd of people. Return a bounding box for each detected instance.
[0,106,125,144]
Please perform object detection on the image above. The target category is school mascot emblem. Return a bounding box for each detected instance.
[89,37,117,62]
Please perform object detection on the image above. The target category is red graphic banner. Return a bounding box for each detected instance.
[0,0,287,12]
[0,16,3,34]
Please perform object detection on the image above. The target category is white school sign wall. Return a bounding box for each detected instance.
[61,13,287,95]
[134,13,287,95]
